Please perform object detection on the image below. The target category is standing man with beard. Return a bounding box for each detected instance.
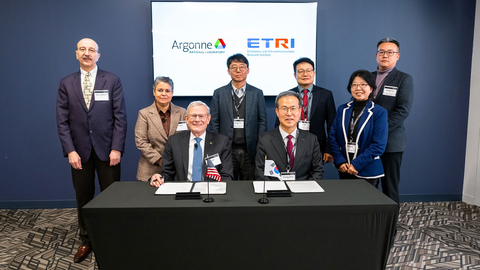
[56,38,127,263]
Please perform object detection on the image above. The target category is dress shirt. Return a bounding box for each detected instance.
[297,85,313,120]
[80,66,98,92]
[231,82,246,98]
[187,132,206,181]
[279,127,298,156]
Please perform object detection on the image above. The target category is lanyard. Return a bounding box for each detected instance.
[284,130,299,172]
[231,90,245,118]
[348,106,365,142]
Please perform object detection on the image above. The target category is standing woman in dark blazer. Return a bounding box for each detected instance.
[134,76,187,181]
[329,70,388,186]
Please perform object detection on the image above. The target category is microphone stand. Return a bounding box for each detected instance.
[203,156,214,203]
[258,155,269,204]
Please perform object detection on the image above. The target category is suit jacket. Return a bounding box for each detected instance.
[209,82,268,161]
[255,127,324,180]
[329,100,388,179]
[160,131,234,182]
[274,85,336,154]
[372,68,414,152]
[56,69,127,162]
[135,102,187,181]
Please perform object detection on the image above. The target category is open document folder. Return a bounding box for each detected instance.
[155,182,227,195]
[253,181,324,193]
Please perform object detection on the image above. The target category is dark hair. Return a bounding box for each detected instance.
[153,76,174,92]
[275,91,302,109]
[347,70,376,99]
[227,53,249,68]
[377,37,400,50]
[293,57,315,72]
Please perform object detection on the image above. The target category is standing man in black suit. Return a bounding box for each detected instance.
[56,38,127,263]
[150,101,233,186]
[275,57,336,163]
[210,53,267,180]
[372,37,414,203]
[255,91,324,180]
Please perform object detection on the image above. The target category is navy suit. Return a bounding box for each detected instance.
[161,131,234,182]
[255,128,324,180]
[329,100,388,179]
[372,67,414,203]
[56,68,127,244]
[275,85,336,154]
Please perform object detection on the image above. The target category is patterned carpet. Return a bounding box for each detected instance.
[1,202,479,269]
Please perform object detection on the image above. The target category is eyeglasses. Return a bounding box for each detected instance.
[296,69,314,75]
[230,65,247,72]
[78,47,98,54]
[377,50,398,57]
[188,114,208,120]
[279,106,299,114]
[351,83,369,89]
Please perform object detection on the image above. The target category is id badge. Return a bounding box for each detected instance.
[234,118,244,129]
[281,172,296,181]
[298,120,310,131]
[205,153,222,166]
[176,121,188,131]
[383,85,398,97]
[94,90,109,101]
[347,143,357,154]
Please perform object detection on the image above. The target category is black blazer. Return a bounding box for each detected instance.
[255,128,324,180]
[372,68,414,152]
[274,85,336,154]
[160,131,234,182]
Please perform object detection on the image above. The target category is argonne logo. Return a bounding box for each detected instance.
[215,39,226,49]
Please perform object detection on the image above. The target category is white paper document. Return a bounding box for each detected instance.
[285,181,324,193]
[253,181,288,193]
[155,182,193,195]
[191,182,227,194]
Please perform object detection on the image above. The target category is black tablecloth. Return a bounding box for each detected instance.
[83,180,398,270]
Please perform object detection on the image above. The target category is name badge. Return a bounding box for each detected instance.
[176,121,188,131]
[205,153,222,166]
[281,172,296,181]
[234,118,244,129]
[383,86,397,97]
[94,90,109,101]
[298,120,310,131]
[347,143,357,154]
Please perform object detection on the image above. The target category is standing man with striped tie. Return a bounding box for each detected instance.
[56,38,127,263]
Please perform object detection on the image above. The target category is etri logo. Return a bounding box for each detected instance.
[247,38,295,49]
[215,39,226,49]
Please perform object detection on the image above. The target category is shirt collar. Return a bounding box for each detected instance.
[80,66,98,77]
[279,126,298,140]
[297,84,313,92]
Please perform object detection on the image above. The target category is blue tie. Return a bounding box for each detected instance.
[192,137,202,181]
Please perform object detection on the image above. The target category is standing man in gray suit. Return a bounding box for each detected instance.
[210,53,268,180]
[372,37,414,203]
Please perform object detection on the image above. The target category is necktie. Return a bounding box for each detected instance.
[287,135,294,168]
[83,72,93,109]
[192,137,203,181]
[302,89,308,120]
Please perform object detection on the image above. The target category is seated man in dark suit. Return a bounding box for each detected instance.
[255,91,324,180]
[150,101,233,186]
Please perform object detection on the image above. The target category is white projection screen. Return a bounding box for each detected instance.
[151,2,317,96]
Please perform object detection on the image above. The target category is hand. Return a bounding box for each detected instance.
[323,153,333,163]
[68,151,82,170]
[109,150,121,166]
[339,163,348,173]
[150,174,165,187]
[346,164,358,175]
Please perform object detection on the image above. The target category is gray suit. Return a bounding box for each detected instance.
[160,131,234,182]
[255,128,324,180]
[209,82,268,161]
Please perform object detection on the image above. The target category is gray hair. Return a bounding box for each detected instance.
[275,91,302,109]
[187,101,210,114]
[153,76,174,92]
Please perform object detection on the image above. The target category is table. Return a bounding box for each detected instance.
[83,180,398,270]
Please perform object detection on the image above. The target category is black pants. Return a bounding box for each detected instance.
[71,149,120,245]
[231,146,255,180]
[380,152,403,203]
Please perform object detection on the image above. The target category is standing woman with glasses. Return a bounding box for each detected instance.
[329,70,388,186]
[134,76,187,182]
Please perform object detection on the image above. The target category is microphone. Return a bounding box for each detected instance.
[194,143,198,149]
[161,118,166,123]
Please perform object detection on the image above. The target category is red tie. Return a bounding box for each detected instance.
[287,135,294,168]
[301,89,308,120]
